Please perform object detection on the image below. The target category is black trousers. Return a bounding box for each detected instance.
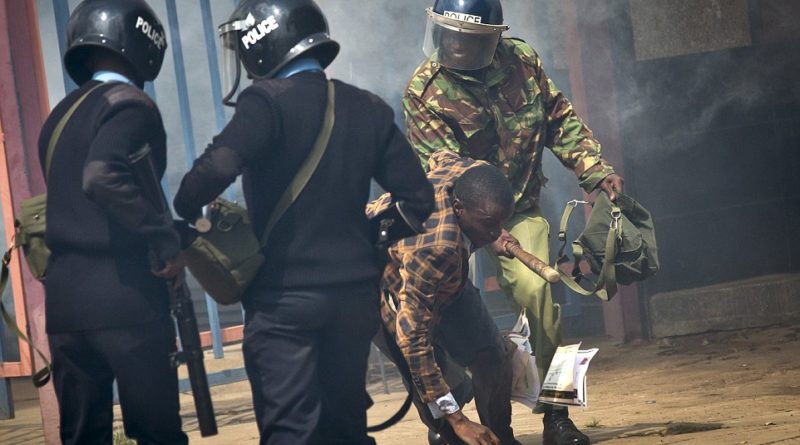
[48,318,187,445]
[242,284,380,445]
[376,282,516,445]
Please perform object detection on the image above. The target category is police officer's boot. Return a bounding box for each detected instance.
[542,408,590,445]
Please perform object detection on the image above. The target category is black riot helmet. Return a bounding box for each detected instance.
[423,0,509,71]
[64,0,167,86]
[218,0,340,106]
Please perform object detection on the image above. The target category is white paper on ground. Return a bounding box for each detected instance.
[538,343,599,408]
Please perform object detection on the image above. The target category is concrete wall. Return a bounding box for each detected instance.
[649,274,800,337]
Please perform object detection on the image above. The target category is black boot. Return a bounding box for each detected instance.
[542,408,590,445]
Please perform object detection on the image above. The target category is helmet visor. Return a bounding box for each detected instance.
[422,8,507,71]
[219,21,243,106]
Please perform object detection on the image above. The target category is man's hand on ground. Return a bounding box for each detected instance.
[488,229,519,259]
[599,173,624,201]
[444,411,500,445]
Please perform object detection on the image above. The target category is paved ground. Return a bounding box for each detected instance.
[2,324,799,444]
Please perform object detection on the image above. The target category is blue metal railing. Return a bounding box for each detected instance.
[52,0,76,94]
[165,0,225,359]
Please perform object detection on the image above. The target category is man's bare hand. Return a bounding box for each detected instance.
[488,229,519,259]
[445,411,500,445]
[599,173,624,201]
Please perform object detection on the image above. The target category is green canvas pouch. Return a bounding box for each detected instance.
[15,194,49,280]
[184,81,336,305]
[11,83,102,281]
[555,192,659,301]
[183,198,265,305]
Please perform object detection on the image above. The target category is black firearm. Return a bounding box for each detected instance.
[128,144,218,437]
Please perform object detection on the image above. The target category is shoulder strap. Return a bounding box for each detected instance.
[259,80,336,247]
[0,250,51,387]
[45,83,105,179]
[554,199,621,301]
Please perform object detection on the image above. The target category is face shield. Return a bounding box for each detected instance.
[218,18,248,107]
[422,8,508,71]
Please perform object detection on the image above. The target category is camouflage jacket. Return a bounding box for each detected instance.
[403,38,615,212]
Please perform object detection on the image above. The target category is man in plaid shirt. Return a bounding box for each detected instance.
[367,150,522,445]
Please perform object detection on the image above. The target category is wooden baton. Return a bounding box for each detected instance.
[505,242,561,284]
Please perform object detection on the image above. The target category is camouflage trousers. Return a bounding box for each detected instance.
[488,207,562,403]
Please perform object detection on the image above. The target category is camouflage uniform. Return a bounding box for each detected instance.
[403,37,616,386]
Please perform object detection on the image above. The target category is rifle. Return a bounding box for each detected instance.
[128,144,218,437]
[504,241,560,284]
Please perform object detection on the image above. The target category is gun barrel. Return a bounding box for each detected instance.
[172,284,218,437]
[506,243,560,284]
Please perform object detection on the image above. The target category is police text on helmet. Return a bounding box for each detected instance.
[443,11,482,23]
[241,16,280,50]
[135,16,165,50]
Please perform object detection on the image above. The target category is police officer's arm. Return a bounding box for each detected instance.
[173,92,278,221]
[81,98,180,263]
[402,94,463,169]
[372,103,434,223]
[529,48,617,193]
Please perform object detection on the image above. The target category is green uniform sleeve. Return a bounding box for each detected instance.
[531,52,615,192]
[402,93,462,171]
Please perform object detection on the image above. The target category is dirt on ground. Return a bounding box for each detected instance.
[2,324,799,444]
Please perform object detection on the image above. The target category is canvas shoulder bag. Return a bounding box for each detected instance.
[554,192,659,301]
[12,83,103,280]
[0,83,102,388]
[184,81,336,305]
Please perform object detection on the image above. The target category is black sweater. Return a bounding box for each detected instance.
[38,81,180,333]
[174,72,434,296]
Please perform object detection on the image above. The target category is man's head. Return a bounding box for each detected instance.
[64,0,167,87]
[452,164,514,248]
[423,0,508,71]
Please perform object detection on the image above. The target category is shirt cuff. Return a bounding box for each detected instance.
[579,161,616,193]
[427,392,460,419]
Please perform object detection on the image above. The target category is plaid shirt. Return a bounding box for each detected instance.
[366,150,487,402]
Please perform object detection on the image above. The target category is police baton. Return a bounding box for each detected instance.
[505,242,560,284]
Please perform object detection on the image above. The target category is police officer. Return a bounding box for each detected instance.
[403,1,626,444]
[172,1,434,444]
[40,1,187,444]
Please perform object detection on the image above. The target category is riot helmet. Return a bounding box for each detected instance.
[64,0,167,86]
[218,0,340,106]
[423,0,509,71]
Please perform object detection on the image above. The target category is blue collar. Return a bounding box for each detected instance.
[92,70,135,85]
[275,58,324,79]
